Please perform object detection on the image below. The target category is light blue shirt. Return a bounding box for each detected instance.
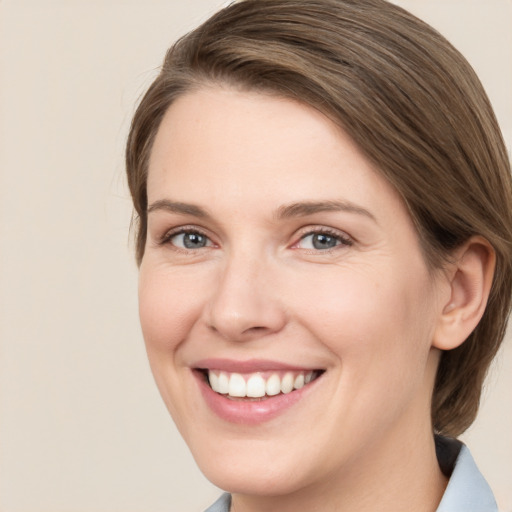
[436,441,497,511]
[204,438,497,512]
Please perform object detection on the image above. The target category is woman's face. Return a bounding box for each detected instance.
[139,87,448,496]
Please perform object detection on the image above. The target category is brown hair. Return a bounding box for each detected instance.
[126,0,512,436]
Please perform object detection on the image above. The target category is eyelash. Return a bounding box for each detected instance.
[158,226,353,253]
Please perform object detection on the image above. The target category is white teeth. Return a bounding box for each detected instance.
[209,371,219,391]
[207,370,319,398]
[218,372,229,394]
[294,373,305,390]
[246,374,266,397]
[229,373,246,397]
[266,374,281,396]
[280,372,294,394]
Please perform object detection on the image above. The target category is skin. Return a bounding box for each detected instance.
[138,86,486,512]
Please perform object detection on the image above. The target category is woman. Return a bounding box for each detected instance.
[125,1,512,510]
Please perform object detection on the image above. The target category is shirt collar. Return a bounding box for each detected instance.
[435,436,497,512]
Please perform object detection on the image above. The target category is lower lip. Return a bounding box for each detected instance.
[194,371,319,425]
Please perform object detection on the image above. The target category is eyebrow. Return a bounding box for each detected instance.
[275,200,376,222]
[147,199,209,217]
[147,198,376,222]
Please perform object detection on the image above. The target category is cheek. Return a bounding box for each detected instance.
[299,267,438,450]
[138,264,210,428]
[138,265,206,354]
[291,263,436,384]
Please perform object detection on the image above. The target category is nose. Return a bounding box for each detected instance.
[205,252,287,342]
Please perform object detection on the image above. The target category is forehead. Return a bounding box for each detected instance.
[148,87,351,180]
[147,86,407,225]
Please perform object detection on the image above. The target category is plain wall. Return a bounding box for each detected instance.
[0,1,510,511]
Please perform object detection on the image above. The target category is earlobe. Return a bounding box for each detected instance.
[433,236,495,351]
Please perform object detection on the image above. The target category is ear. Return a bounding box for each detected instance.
[433,236,495,351]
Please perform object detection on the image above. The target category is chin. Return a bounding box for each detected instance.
[185,428,330,499]
[198,455,310,497]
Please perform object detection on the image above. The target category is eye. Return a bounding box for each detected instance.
[295,229,352,251]
[165,230,213,250]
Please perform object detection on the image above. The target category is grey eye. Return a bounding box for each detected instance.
[312,233,339,250]
[300,233,341,250]
[171,231,211,249]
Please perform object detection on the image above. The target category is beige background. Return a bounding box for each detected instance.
[0,1,510,511]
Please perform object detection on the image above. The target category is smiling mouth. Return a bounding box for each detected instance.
[198,369,324,401]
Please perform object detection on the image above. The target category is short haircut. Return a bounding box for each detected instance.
[126,0,512,436]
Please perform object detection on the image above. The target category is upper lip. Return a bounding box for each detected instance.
[193,358,321,373]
